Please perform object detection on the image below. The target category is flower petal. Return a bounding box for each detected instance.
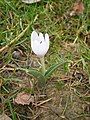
[39,33,44,42]
[45,33,49,50]
[45,33,49,43]
[31,31,38,41]
[31,31,38,52]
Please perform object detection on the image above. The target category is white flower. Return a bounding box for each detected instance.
[31,31,49,57]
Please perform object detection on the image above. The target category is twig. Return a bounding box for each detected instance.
[34,98,52,107]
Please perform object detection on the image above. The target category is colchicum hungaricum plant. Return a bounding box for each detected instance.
[31,31,49,75]
[30,30,68,87]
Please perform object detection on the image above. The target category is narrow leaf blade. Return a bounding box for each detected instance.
[45,61,68,78]
[16,67,46,87]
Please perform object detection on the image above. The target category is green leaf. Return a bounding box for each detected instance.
[16,67,46,88]
[45,61,68,78]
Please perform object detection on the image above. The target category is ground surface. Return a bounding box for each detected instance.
[0,0,90,120]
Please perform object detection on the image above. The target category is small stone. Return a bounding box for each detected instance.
[12,51,21,59]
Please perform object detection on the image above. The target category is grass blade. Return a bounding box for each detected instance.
[8,99,16,120]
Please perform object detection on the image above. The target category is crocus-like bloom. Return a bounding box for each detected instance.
[31,31,49,57]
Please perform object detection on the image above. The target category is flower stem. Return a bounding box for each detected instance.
[40,56,46,75]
